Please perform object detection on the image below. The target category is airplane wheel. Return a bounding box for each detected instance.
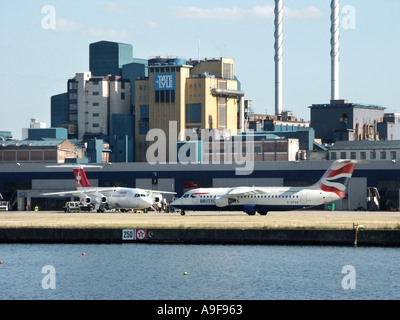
[259,212,268,216]
[181,211,186,216]
[247,212,256,216]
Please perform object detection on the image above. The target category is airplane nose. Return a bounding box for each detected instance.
[142,198,153,208]
[170,199,180,207]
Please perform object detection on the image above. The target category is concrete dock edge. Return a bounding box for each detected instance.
[0,228,399,246]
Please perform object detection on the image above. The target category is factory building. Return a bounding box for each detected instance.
[134,57,244,162]
[310,100,385,144]
[377,113,400,140]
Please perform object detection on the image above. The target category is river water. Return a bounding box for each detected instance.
[0,243,399,301]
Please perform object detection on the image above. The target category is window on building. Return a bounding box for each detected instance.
[380,151,387,160]
[360,152,367,160]
[340,113,348,124]
[93,113,99,117]
[93,102,99,107]
[340,152,347,159]
[93,124,99,128]
[390,151,397,160]
[155,90,175,103]
[331,152,337,160]
[93,92,100,96]
[370,151,376,160]
[218,97,227,129]
[186,104,201,123]
[350,152,357,159]
[223,63,233,79]
[139,105,149,135]
[68,82,77,90]
[121,92,125,100]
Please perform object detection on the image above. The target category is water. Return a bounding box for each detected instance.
[0,244,399,300]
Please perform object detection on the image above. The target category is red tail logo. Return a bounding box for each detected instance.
[317,160,357,198]
[73,168,92,189]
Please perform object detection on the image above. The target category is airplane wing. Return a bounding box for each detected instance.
[146,190,177,195]
[42,187,118,197]
[226,186,267,197]
[42,190,84,197]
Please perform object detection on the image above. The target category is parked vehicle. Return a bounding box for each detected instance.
[63,201,81,213]
[0,200,10,211]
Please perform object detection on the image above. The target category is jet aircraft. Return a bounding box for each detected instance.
[170,159,358,215]
[42,166,175,212]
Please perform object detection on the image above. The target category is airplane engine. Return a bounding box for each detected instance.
[96,194,107,203]
[215,197,230,207]
[80,194,92,205]
[153,193,162,204]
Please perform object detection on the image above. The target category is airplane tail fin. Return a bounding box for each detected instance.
[73,167,92,189]
[315,160,358,198]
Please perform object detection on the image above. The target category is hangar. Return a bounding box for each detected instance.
[0,160,399,212]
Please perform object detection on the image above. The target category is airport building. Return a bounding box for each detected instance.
[1,160,399,213]
[328,140,400,161]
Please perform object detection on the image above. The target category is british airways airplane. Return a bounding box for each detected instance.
[42,166,175,212]
[170,160,358,215]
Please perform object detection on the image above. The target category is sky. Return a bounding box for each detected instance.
[1,0,399,140]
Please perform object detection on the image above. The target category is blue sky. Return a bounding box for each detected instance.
[1,0,399,139]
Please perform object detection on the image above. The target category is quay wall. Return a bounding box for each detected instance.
[0,228,399,247]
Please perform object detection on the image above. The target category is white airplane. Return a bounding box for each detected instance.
[42,166,176,212]
[171,159,358,215]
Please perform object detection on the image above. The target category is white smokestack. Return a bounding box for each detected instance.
[274,0,283,116]
[331,0,340,101]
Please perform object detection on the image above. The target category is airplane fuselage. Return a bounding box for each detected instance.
[171,187,338,215]
[79,187,154,211]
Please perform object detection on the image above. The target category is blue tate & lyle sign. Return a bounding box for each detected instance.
[154,73,175,91]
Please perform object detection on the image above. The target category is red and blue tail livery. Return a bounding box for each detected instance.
[316,160,358,198]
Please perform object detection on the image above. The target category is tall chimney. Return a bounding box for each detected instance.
[274,0,283,116]
[331,0,340,101]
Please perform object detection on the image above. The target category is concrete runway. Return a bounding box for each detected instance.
[0,210,399,230]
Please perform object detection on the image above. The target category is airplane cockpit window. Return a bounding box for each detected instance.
[183,194,190,198]
[134,194,139,198]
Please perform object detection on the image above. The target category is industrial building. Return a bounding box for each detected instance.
[310,100,386,144]
[134,57,244,162]
[0,138,82,164]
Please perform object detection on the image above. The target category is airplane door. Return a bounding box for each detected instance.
[300,191,307,204]
[192,195,199,204]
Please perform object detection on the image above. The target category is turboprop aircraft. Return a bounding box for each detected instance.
[42,166,175,212]
[170,159,358,215]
